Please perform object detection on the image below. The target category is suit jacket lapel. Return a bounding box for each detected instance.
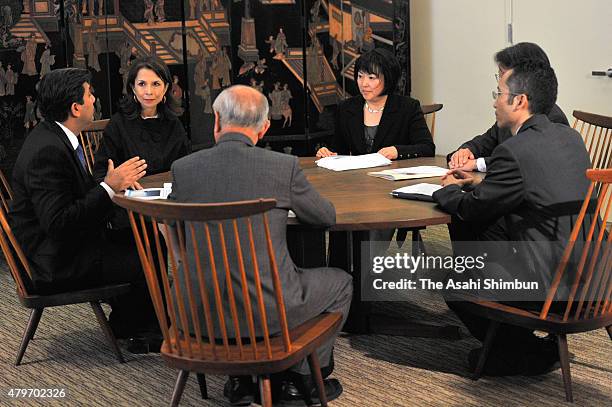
[372,94,399,153]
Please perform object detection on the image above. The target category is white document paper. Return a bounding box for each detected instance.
[368,166,448,181]
[316,153,392,171]
[392,183,443,197]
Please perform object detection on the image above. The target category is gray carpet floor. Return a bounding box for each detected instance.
[0,226,610,406]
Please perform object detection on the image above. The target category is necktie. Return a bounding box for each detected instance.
[75,144,87,171]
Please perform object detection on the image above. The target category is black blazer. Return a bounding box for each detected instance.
[93,112,190,181]
[9,120,113,287]
[434,114,591,286]
[92,112,190,229]
[446,104,569,167]
[332,94,435,159]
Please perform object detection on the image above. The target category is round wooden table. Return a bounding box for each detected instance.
[141,156,459,336]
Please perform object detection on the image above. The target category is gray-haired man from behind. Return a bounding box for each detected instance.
[169,85,352,406]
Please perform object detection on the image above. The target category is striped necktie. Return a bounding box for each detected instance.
[75,144,87,171]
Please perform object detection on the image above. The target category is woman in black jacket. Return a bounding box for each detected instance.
[93,57,190,229]
[317,48,434,160]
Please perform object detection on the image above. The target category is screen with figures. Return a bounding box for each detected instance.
[0,0,410,177]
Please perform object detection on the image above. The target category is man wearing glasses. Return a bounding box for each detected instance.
[433,61,591,376]
[447,42,569,172]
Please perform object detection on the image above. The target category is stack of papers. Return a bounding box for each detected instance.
[368,166,448,181]
[316,153,391,171]
[391,183,443,202]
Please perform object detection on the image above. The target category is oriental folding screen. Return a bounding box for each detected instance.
[0,0,410,176]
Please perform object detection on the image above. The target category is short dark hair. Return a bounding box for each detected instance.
[37,68,91,122]
[353,48,400,96]
[495,42,551,70]
[119,57,181,119]
[506,61,558,115]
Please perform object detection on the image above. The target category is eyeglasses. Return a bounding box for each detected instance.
[494,71,508,82]
[492,90,522,100]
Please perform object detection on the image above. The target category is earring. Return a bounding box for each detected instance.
[133,94,137,102]
[163,96,166,103]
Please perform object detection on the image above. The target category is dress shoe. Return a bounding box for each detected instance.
[468,341,560,377]
[124,331,163,354]
[277,377,343,406]
[223,376,255,406]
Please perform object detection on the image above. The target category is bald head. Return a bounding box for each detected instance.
[212,85,269,132]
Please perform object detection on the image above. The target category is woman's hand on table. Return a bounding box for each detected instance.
[316,147,337,158]
[377,146,398,160]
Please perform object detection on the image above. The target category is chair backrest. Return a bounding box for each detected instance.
[541,168,612,322]
[0,206,34,298]
[572,110,612,169]
[113,195,295,361]
[421,103,443,139]
[0,168,14,213]
[79,119,109,174]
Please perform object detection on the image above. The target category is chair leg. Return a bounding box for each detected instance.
[308,352,328,407]
[15,308,43,366]
[171,370,189,407]
[606,325,612,341]
[90,301,125,363]
[472,320,499,380]
[557,334,573,402]
[196,373,208,399]
[258,374,272,407]
[412,230,426,255]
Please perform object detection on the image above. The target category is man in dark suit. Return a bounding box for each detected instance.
[10,68,154,339]
[433,61,591,376]
[170,85,352,405]
[447,42,569,172]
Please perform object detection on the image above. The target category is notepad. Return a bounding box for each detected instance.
[125,183,172,200]
[368,166,448,181]
[316,153,391,171]
[391,183,443,202]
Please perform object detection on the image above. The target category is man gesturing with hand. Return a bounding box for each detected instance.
[10,68,156,339]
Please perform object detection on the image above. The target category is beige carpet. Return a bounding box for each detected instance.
[0,226,610,406]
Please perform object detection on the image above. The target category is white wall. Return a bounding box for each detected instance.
[410,0,612,156]
[512,0,612,120]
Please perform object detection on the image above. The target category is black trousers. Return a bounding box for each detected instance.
[446,216,545,351]
[34,227,160,335]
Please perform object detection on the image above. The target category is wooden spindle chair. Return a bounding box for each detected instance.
[420,103,443,139]
[0,206,129,366]
[79,119,109,174]
[454,168,612,402]
[572,111,612,169]
[398,104,444,253]
[0,168,14,213]
[114,196,342,407]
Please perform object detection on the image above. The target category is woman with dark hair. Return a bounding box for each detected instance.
[94,57,190,229]
[317,48,435,159]
[317,49,435,272]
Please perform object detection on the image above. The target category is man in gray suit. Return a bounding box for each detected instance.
[170,85,352,406]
